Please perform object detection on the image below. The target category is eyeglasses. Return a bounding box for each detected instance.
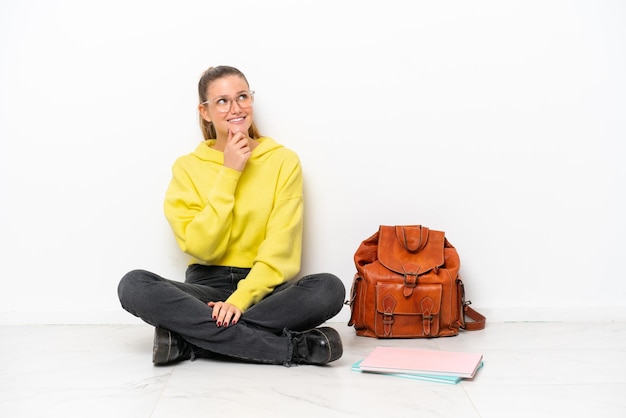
[201,91,255,113]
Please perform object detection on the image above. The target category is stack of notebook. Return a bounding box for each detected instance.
[352,346,484,384]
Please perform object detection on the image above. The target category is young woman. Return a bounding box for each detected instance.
[117,65,345,366]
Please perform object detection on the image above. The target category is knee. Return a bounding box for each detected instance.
[320,273,346,317]
[117,269,151,305]
[317,273,346,305]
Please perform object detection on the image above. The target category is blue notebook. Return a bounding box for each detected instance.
[352,359,483,385]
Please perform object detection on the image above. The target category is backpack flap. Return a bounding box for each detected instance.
[377,225,446,291]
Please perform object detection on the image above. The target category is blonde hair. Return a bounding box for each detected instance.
[198,66,261,141]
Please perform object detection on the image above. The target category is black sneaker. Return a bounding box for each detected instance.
[291,327,343,365]
[152,327,192,366]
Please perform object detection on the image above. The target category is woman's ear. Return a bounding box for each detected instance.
[198,104,211,122]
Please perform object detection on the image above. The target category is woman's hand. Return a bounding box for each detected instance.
[208,301,242,327]
[223,129,252,172]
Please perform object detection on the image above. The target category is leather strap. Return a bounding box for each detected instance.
[457,278,486,331]
[401,263,420,297]
[421,297,435,336]
[396,225,429,253]
[463,305,486,331]
[382,295,396,337]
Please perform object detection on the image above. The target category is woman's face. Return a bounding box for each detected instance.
[199,75,254,139]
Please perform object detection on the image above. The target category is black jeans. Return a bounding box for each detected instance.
[117,265,345,364]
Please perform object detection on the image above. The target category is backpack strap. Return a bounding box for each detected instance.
[463,303,486,331]
[457,278,486,331]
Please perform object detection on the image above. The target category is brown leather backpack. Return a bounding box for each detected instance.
[347,225,485,338]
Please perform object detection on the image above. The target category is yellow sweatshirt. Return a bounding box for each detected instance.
[164,137,303,311]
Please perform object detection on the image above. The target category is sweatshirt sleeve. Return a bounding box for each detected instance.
[225,158,304,311]
[164,160,241,263]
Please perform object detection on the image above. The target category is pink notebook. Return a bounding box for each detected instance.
[359,347,483,378]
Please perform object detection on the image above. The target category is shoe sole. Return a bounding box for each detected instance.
[153,327,173,365]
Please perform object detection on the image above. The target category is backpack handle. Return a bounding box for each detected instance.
[396,225,429,253]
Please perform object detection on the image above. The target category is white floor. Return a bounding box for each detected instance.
[1,321,625,418]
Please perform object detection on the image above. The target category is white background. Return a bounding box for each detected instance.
[1,0,624,324]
